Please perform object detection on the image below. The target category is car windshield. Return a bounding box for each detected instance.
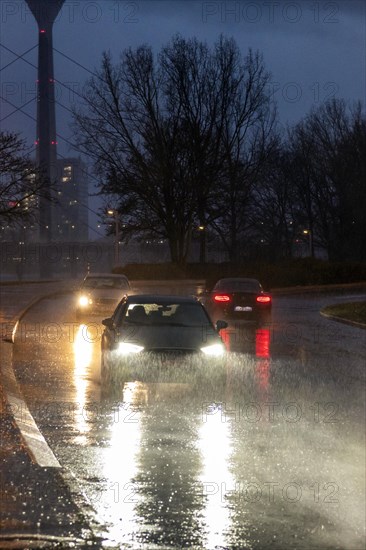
[123,302,210,327]
[214,280,261,292]
[83,277,129,290]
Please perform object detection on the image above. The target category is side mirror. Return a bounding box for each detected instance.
[216,319,228,331]
[102,317,114,329]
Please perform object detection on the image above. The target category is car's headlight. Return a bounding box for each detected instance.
[79,295,92,307]
[200,343,225,356]
[117,342,144,355]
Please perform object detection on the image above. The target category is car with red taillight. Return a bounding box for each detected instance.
[200,277,272,324]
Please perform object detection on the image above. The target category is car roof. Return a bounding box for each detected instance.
[125,294,199,304]
[84,273,129,279]
[215,278,260,284]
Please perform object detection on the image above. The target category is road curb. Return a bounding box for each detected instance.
[0,346,61,467]
[1,288,73,468]
[320,310,366,330]
[3,288,73,343]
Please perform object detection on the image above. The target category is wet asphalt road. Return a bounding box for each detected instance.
[12,287,366,549]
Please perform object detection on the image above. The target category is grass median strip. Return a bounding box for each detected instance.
[321,301,366,325]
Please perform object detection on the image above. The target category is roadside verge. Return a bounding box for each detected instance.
[320,309,366,330]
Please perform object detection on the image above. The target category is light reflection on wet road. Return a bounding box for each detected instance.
[12,287,366,549]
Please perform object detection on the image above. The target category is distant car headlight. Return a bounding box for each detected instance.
[117,342,144,355]
[200,343,225,357]
[79,295,92,307]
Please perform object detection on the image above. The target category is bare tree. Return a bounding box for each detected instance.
[288,99,366,260]
[249,146,297,260]
[73,47,198,264]
[161,37,278,263]
[208,45,277,262]
[73,36,276,265]
[160,35,228,262]
[0,131,47,226]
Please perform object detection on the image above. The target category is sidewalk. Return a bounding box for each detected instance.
[0,280,101,549]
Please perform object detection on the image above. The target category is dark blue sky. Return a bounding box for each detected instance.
[1,0,365,237]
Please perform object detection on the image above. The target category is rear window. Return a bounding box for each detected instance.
[214,280,261,292]
[83,277,129,290]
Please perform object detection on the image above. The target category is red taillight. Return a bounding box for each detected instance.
[256,295,271,303]
[214,294,231,303]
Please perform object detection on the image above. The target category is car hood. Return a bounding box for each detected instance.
[116,325,222,351]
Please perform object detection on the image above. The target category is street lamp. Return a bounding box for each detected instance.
[303,229,313,257]
[108,209,120,266]
[198,225,206,264]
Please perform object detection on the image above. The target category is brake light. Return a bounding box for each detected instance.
[214,294,231,303]
[256,295,271,303]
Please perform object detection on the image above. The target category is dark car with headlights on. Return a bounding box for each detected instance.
[76,273,131,319]
[201,278,272,324]
[100,294,227,383]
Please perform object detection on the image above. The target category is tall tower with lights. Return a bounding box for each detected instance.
[25,0,65,244]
